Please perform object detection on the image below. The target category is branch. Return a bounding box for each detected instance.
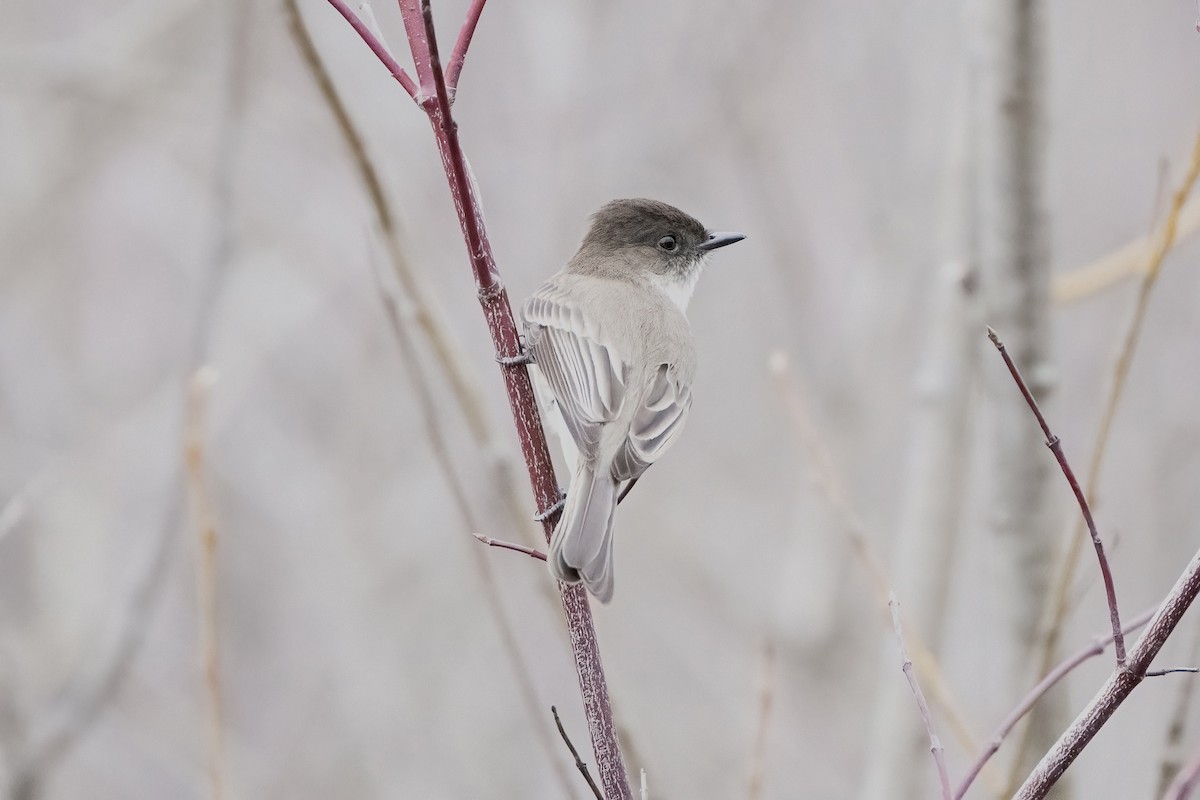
[324,0,418,98]
[1014,546,1200,798]
[553,706,604,800]
[445,0,487,95]
[889,595,951,800]
[322,2,631,795]
[474,533,548,562]
[954,605,1156,799]
[987,327,1126,665]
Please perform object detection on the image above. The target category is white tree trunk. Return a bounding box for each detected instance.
[975,0,1070,792]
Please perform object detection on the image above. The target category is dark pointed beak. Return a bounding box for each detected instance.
[697,231,746,252]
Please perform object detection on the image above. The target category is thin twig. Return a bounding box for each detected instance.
[987,326,1126,665]
[745,640,776,800]
[474,533,548,562]
[1147,668,1200,677]
[324,0,418,98]
[1015,546,1200,798]
[553,706,604,800]
[445,0,488,94]
[184,367,227,800]
[889,595,951,800]
[954,605,1156,799]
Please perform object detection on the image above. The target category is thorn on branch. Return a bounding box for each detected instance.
[552,705,604,800]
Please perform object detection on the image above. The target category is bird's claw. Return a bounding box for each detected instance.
[533,490,567,522]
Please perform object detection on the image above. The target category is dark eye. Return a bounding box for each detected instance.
[657,235,678,252]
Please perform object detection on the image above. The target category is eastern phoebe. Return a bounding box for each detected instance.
[521,198,744,603]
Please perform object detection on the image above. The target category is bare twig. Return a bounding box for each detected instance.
[321,1,631,795]
[889,595,951,800]
[474,533,548,562]
[1015,546,1200,798]
[987,326,1125,665]
[446,0,488,94]
[1147,668,1200,677]
[954,605,1156,799]
[745,641,776,800]
[325,0,417,98]
[553,706,604,800]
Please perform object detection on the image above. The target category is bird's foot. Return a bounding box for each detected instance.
[533,489,567,522]
[496,340,533,367]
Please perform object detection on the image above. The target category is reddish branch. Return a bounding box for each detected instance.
[474,533,548,562]
[987,327,1126,666]
[954,605,1156,799]
[321,2,631,796]
[1014,547,1200,798]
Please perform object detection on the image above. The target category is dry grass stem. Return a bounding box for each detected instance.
[184,367,226,800]
[768,352,984,759]
[745,640,776,800]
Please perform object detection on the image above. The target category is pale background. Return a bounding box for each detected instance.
[2,0,1199,798]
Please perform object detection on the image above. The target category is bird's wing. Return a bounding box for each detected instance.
[523,291,628,460]
[611,363,692,481]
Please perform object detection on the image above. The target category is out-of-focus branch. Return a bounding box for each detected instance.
[184,368,227,800]
[7,497,177,800]
[861,260,979,800]
[889,596,951,800]
[768,353,984,761]
[1015,546,1200,798]
[1163,744,1200,800]
[975,0,1065,784]
[955,605,1156,800]
[1155,624,1200,796]
[987,327,1125,664]
[745,640,776,800]
[1051,196,1200,305]
[319,2,631,795]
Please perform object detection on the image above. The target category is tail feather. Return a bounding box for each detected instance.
[549,461,618,603]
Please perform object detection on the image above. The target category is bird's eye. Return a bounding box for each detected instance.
[658,235,678,252]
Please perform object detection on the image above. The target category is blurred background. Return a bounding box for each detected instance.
[2,0,1200,798]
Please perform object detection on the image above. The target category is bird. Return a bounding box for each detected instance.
[520,198,744,603]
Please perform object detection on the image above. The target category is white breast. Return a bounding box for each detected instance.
[652,266,702,314]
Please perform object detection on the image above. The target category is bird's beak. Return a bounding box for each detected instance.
[697,231,746,251]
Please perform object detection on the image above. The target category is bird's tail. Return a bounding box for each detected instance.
[549,460,618,603]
